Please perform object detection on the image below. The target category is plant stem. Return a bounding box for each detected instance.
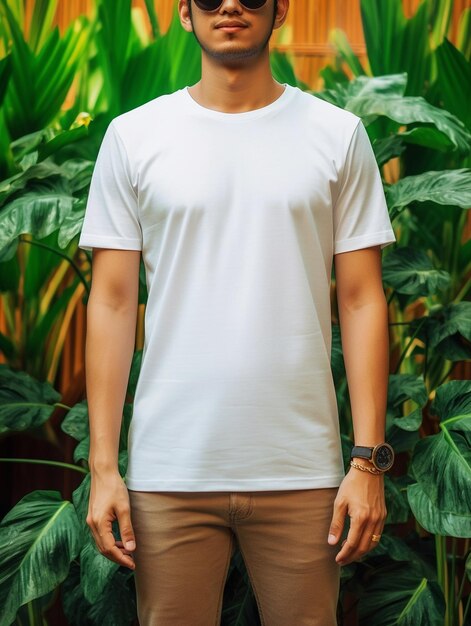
[436,535,449,625]
[394,317,427,374]
[18,238,90,295]
[54,402,72,411]
[450,537,456,626]
[0,457,88,474]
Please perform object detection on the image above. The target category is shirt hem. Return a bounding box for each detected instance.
[78,234,142,251]
[124,474,346,492]
[334,230,396,254]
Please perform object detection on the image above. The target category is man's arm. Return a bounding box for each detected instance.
[327,244,389,566]
[85,247,141,570]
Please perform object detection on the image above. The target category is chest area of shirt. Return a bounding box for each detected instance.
[135,125,338,233]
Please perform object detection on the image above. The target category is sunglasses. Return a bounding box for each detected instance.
[193,0,268,11]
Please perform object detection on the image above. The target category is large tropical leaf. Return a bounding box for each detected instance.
[0,190,78,261]
[1,0,90,138]
[435,38,471,130]
[360,0,429,96]
[382,247,451,296]
[0,490,82,626]
[384,169,471,217]
[357,567,446,626]
[409,302,471,362]
[79,538,120,604]
[384,476,412,524]
[346,93,471,154]
[121,37,171,112]
[270,49,302,88]
[430,379,471,430]
[315,72,408,109]
[386,374,427,452]
[0,54,12,108]
[161,4,201,91]
[328,28,366,78]
[0,363,60,433]
[407,380,471,537]
[62,560,136,626]
[61,400,89,442]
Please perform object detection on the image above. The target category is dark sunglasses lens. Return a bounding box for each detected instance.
[193,0,268,10]
[193,0,222,10]
[241,0,267,7]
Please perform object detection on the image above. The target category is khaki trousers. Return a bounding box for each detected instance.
[128,487,340,626]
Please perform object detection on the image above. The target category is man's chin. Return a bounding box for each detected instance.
[201,43,269,65]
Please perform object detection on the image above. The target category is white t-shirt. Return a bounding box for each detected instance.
[79,84,396,492]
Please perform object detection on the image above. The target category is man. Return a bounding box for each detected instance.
[79,0,396,624]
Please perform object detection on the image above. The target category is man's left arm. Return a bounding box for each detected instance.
[327,244,390,566]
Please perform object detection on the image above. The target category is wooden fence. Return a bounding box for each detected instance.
[25,0,471,88]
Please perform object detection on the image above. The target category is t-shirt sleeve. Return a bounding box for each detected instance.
[78,120,142,252]
[333,119,396,254]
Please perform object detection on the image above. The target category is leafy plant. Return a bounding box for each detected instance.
[0,0,470,625]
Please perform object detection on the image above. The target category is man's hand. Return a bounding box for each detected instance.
[327,466,387,566]
[86,469,136,570]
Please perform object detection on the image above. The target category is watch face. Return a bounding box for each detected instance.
[374,444,394,470]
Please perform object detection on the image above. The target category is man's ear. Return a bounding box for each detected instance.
[274,0,289,30]
[179,0,193,33]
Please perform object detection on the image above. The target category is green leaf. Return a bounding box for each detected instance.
[397,126,455,152]
[270,49,301,87]
[388,374,429,409]
[435,38,471,130]
[346,94,471,154]
[428,0,453,50]
[79,538,120,604]
[0,364,60,433]
[0,185,79,260]
[457,8,471,60]
[62,560,136,626]
[28,0,58,53]
[385,169,471,216]
[384,477,411,524]
[410,302,471,362]
[61,400,89,442]
[359,0,429,96]
[357,568,446,626]
[407,394,471,537]
[382,246,451,295]
[0,54,12,108]
[0,490,82,626]
[371,134,406,166]
[407,482,471,537]
[143,0,159,39]
[161,5,201,91]
[126,351,142,398]
[430,379,471,429]
[328,28,366,78]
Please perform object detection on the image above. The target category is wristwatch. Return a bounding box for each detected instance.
[350,443,395,472]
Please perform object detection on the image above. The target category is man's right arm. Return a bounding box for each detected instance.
[85,247,141,570]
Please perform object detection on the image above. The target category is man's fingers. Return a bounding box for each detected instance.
[327,497,347,545]
[87,513,136,569]
[116,507,136,553]
[100,520,136,569]
[337,520,384,565]
[335,514,366,564]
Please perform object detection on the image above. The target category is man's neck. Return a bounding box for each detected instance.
[188,53,284,114]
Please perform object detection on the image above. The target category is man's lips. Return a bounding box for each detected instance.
[215,21,248,30]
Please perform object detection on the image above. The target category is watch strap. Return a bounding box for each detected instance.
[350,445,374,459]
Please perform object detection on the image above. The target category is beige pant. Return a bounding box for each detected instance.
[128,487,340,626]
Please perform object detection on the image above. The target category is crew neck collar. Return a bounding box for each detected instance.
[181,83,296,121]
